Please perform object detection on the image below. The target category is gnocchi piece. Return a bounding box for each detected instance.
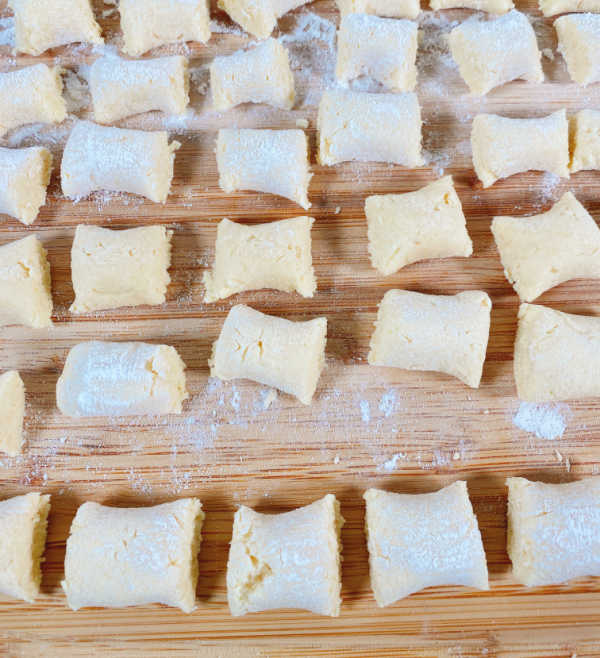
[492,192,600,302]
[62,499,204,612]
[364,482,488,607]
[540,0,600,15]
[0,235,52,329]
[0,147,52,226]
[227,495,344,616]
[431,0,513,12]
[471,110,570,187]
[119,0,210,56]
[70,225,172,313]
[555,14,600,86]
[56,341,189,417]
[0,493,50,603]
[203,216,316,303]
[336,0,420,19]
[89,55,189,124]
[61,121,179,203]
[0,371,25,457]
[449,11,543,96]
[210,38,295,111]
[218,0,311,39]
[507,477,600,586]
[210,304,327,404]
[317,89,423,166]
[570,109,600,173]
[368,289,492,388]
[217,129,312,209]
[336,14,418,92]
[514,303,600,402]
[366,175,473,276]
[9,0,103,55]
[0,64,67,137]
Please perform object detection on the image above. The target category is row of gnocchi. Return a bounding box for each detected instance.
[1,477,598,614]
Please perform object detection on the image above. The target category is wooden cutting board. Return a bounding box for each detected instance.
[0,0,599,655]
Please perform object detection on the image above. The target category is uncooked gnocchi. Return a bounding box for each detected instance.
[431,0,513,11]
[540,0,600,15]
[555,14,600,86]
[570,109,600,173]
[336,0,420,19]
[218,0,311,38]
[0,371,25,457]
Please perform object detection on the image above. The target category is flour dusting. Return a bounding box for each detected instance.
[379,389,397,418]
[513,402,568,440]
[0,16,15,47]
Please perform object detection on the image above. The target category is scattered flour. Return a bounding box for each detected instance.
[189,65,210,96]
[378,452,407,472]
[0,16,15,48]
[378,389,397,418]
[513,402,568,440]
[359,399,371,424]
[210,19,245,36]
[63,69,90,114]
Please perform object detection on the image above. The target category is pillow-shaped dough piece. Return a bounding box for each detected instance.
[514,303,600,402]
[431,0,513,12]
[90,55,189,124]
[9,0,103,55]
[317,89,423,166]
[449,11,543,96]
[336,15,418,92]
[570,109,600,173]
[555,14,600,87]
[507,477,600,587]
[492,192,600,302]
[0,371,25,457]
[471,110,570,188]
[0,64,67,138]
[364,482,488,607]
[227,494,344,616]
[0,147,52,226]
[119,0,210,56]
[217,129,311,209]
[0,235,52,329]
[210,304,327,404]
[61,121,179,203]
[336,0,420,19]
[62,499,204,612]
[218,0,311,39]
[366,175,473,276]
[203,216,316,302]
[210,38,295,111]
[70,225,172,313]
[368,289,492,388]
[540,0,600,16]
[56,341,189,417]
[0,493,50,603]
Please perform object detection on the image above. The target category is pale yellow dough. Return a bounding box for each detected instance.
[70,225,172,313]
[0,147,52,226]
[471,110,570,187]
[0,492,50,603]
[0,235,53,329]
[507,477,600,587]
[366,175,472,276]
[0,371,25,457]
[203,217,316,302]
[62,499,204,612]
[56,341,189,417]
[368,289,491,388]
[336,0,420,19]
[210,304,327,404]
[431,0,513,11]
[570,109,600,173]
[540,0,600,15]
[555,14,600,86]
[364,482,488,607]
[227,495,344,616]
[218,0,312,38]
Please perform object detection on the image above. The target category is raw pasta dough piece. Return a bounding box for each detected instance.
[210,304,327,404]
[9,0,103,55]
[449,11,543,96]
[210,39,295,111]
[570,109,600,172]
[217,129,311,209]
[0,64,67,137]
[119,0,210,56]
[227,495,344,616]
[336,0,420,19]
[555,14,600,86]
[514,303,600,402]
[471,110,569,188]
[317,89,423,166]
[203,216,316,302]
[62,499,204,612]
[0,147,52,226]
[0,235,52,329]
[540,0,600,16]
[431,0,513,12]
[218,0,311,39]
[0,371,25,456]
[507,477,600,586]
[61,121,179,203]
[366,175,473,276]
[89,55,189,124]
[364,482,488,607]
[368,289,491,388]
[56,341,189,417]
[492,192,600,302]
[70,225,172,313]
[0,493,50,603]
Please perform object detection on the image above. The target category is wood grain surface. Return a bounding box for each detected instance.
[0,0,599,655]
